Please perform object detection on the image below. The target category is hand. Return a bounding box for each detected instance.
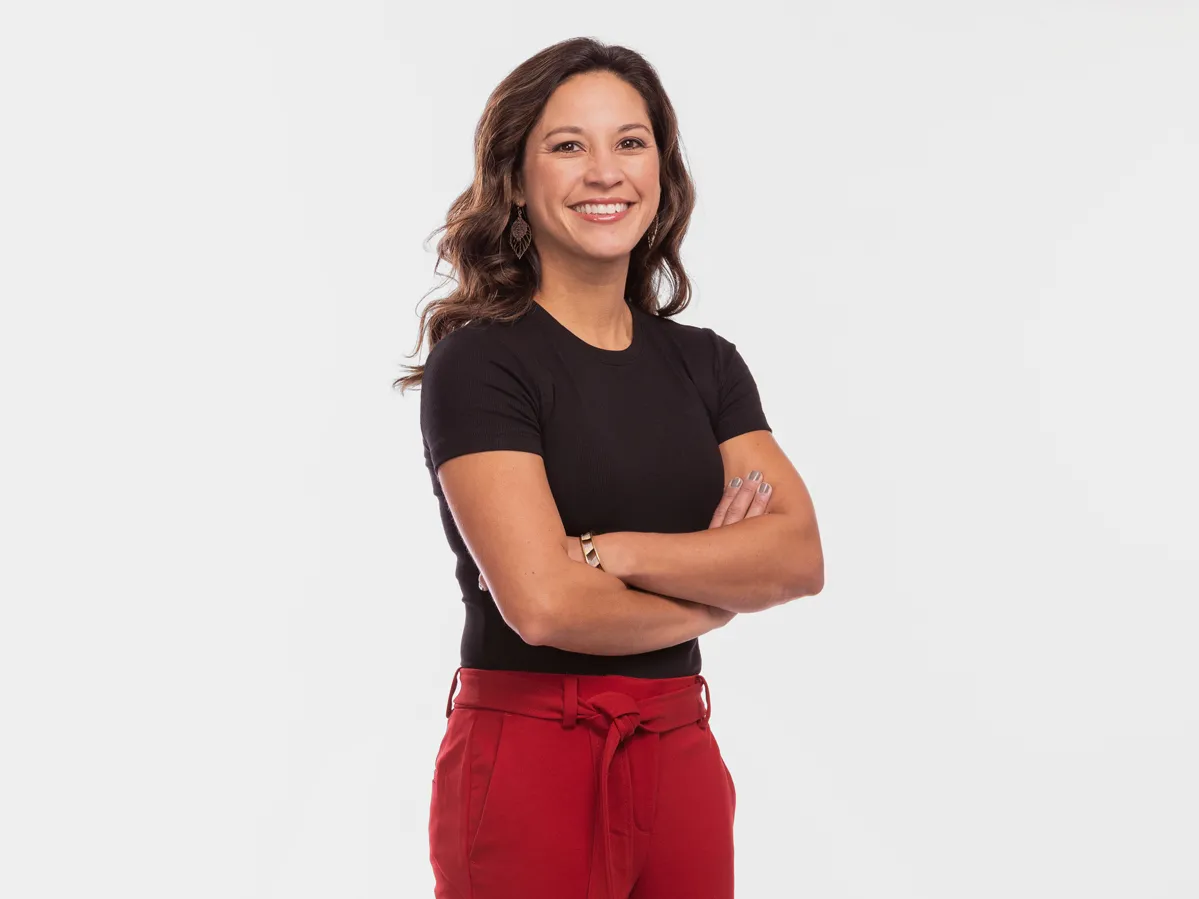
[709,470,772,528]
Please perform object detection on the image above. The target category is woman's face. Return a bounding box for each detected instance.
[516,71,661,265]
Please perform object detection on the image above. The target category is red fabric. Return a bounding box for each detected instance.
[429,666,737,898]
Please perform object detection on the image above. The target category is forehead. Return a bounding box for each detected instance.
[536,71,650,134]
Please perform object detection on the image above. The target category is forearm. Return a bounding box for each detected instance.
[595,515,822,613]
[531,561,729,656]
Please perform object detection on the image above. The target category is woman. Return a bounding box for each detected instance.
[395,37,824,899]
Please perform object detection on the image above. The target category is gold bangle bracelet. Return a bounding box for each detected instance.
[579,530,604,571]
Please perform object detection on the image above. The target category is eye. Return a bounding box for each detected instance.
[551,138,649,153]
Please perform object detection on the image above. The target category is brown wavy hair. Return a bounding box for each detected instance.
[393,37,697,393]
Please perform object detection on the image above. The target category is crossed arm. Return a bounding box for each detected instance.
[591,429,823,613]
[436,429,823,655]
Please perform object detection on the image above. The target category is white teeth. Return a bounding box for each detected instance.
[571,202,628,215]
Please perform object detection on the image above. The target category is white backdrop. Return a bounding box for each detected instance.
[2,2,1197,897]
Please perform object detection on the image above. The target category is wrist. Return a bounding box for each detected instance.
[589,531,632,581]
[567,534,585,565]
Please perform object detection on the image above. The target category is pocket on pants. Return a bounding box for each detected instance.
[466,710,509,862]
[708,727,737,816]
[432,722,452,785]
[429,708,508,897]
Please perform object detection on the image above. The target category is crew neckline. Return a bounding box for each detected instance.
[528,299,645,366]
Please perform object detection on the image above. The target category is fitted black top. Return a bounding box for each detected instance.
[419,299,771,678]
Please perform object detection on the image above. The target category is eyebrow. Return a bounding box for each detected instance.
[542,123,651,141]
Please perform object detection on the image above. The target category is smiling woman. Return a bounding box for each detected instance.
[394,36,822,899]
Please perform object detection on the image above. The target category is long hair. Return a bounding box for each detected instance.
[393,37,697,392]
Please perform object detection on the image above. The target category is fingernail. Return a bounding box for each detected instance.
[748,470,762,481]
[758,482,771,494]
[729,477,742,488]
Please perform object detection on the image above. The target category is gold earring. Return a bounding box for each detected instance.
[509,204,532,259]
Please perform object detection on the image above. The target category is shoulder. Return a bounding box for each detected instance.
[640,308,736,372]
[426,316,516,360]
[419,316,547,432]
[423,314,538,379]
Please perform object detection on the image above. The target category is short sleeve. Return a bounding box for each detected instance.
[711,331,771,443]
[419,326,543,472]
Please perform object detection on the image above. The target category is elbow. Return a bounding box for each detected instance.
[487,554,576,646]
[780,556,824,605]
[486,582,553,646]
[801,542,825,594]
[508,584,562,647]
[517,558,596,645]
[806,555,825,595]
[516,612,552,647]
[510,597,554,647]
[770,523,824,606]
[807,571,825,596]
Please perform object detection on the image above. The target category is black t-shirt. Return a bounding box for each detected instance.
[419,300,771,678]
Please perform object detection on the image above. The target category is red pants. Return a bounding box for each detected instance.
[428,666,737,898]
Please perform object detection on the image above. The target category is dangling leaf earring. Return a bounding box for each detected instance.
[645,213,660,252]
[509,204,532,259]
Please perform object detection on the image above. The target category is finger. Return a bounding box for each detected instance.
[709,477,742,528]
[742,481,772,519]
[720,472,761,525]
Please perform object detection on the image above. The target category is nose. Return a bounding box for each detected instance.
[583,145,625,188]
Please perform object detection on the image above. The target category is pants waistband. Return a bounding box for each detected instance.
[445,666,712,732]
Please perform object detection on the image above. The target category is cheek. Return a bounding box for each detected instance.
[634,165,661,203]
[636,152,661,178]
[528,176,576,223]
[534,165,573,199]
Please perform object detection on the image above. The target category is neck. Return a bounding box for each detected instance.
[534,254,632,350]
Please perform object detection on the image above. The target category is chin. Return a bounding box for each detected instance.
[579,248,635,264]
[575,239,638,259]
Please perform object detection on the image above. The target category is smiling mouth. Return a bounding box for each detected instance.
[568,202,635,224]
[569,201,633,215]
